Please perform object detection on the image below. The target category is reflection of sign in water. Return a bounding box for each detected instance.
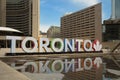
[94,57,103,68]
[11,57,102,73]
[6,36,102,53]
[6,36,103,75]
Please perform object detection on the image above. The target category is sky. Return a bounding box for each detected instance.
[40,0,111,32]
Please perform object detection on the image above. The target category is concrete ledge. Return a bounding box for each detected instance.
[23,72,64,80]
[0,61,31,80]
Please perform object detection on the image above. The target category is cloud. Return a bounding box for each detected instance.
[65,12,73,15]
[71,0,100,7]
[40,24,50,32]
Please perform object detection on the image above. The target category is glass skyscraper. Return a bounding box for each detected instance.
[111,0,120,19]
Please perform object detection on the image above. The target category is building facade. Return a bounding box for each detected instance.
[103,0,120,41]
[61,3,102,42]
[0,0,6,27]
[111,0,120,19]
[40,31,47,38]
[0,0,39,39]
[103,21,120,41]
[47,26,60,38]
[0,0,39,48]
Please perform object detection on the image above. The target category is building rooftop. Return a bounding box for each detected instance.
[104,19,120,24]
[0,27,22,33]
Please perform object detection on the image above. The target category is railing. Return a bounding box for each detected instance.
[110,42,120,68]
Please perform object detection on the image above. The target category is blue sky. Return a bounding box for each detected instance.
[40,0,111,32]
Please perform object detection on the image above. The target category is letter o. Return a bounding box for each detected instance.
[22,37,38,52]
[84,40,92,51]
[51,38,64,52]
[84,58,92,70]
[24,62,38,73]
[52,60,64,73]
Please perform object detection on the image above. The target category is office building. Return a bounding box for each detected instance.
[40,31,47,38]
[111,0,120,19]
[103,22,120,41]
[103,0,120,41]
[47,26,60,38]
[0,0,6,27]
[0,0,39,39]
[0,0,39,48]
[61,3,102,42]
